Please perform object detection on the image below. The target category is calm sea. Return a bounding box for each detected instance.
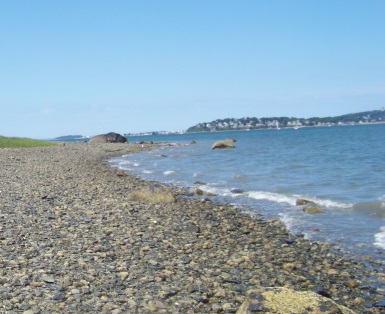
[109,124,385,262]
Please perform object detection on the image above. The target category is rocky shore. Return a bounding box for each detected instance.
[0,142,384,313]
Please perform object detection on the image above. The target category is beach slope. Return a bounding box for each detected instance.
[0,143,382,313]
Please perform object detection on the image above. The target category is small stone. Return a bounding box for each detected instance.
[193,188,204,195]
[353,297,365,305]
[327,268,339,275]
[214,289,226,297]
[159,290,178,299]
[179,256,192,264]
[119,272,129,281]
[41,275,55,283]
[185,223,200,233]
[222,303,234,311]
[344,279,359,288]
[52,292,66,301]
[117,170,127,177]
[311,287,332,299]
[124,288,134,296]
[145,300,168,311]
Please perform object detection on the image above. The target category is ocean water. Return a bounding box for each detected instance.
[109,124,385,262]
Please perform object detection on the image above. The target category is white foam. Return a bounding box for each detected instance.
[116,160,131,166]
[246,191,353,209]
[279,213,296,229]
[313,198,352,209]
[199,185,231,196]
[374,226,385,249]
[142,170,153,174]
[110,158,138,168]
[248,191,297,205]
[379,195,385,208]
[164,170,176,176]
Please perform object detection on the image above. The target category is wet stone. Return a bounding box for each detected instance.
[52,292,66,301]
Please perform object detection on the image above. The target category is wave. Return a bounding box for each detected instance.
[199,185,232,196]
[279,213,318,240]
[247,191,352,209]
[248,191,297,205]
[280,213,297,230]
[374,226,385,249]
[353,201,385,218]
[196,184,355,211]
[379,195,385,209]
[109,158,140,169]
[164,170,176,176]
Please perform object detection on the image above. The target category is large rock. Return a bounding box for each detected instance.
[89,132,127,144]
[296,198,322,214]
[236,288,355,314]
[211,138,236,149]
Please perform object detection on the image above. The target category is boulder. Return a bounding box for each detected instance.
[236,288,355,314]
[296,199,322,214]
[296,198,313,206]
[212,138,236,149]
[89,132,127,144]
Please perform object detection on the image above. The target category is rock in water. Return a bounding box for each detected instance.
[211,138,236,149]
[236,288,355,314]
[296,198,322,214]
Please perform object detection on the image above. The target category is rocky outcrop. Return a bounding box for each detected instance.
[212,138,236,149]
[296,198,322,214]
[89,132,127,144]
[236,288,355,314]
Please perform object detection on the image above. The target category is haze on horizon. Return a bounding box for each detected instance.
[1,1,384,139]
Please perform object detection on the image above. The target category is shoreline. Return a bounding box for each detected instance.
[0,142,384,313]
[183,120,385,135]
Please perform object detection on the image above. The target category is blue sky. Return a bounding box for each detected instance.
[1,1,384,138]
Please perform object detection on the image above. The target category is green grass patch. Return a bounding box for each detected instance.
[0,136,57,148]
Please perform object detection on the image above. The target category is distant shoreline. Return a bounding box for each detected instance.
[186,109,385,133]
[184,120,385,134]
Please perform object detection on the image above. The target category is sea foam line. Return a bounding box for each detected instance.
[247,191,352,209]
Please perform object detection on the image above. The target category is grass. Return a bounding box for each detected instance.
[0,136,57,148]
[128,184,175,204]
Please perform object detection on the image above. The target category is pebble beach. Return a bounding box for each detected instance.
[0,142,384,313]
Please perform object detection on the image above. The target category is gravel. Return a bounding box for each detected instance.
[0,142,384,313]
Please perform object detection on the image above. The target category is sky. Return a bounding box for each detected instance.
[0,1,384,139]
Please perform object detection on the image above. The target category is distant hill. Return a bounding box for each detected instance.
[53,135,90,142]
[186,109,385,132]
